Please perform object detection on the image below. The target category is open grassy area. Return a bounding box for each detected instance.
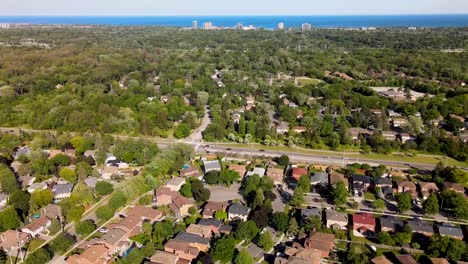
[28,238,46,251]
[215,143,468,167]
[296,77,323,86]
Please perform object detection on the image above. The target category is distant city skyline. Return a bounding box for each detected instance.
[1,0,468,16]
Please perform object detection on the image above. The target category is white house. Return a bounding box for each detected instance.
[21,216,51,237]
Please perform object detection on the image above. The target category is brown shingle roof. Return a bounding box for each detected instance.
[23,216,50,232]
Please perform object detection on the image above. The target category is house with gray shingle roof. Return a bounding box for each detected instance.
[310,172,328,186]
[228,203,250,222]
[437,224,464,240]
[52,184,74,200]
[203,160,221,173]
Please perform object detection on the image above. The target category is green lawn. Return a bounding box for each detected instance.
[296,77,323,86]
[28,238,46,251]
[215,143,468,167]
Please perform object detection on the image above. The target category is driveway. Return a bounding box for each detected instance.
[205,183,243,202]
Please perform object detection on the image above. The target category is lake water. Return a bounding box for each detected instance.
[0,15,467,28]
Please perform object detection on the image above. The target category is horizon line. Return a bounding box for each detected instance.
[0,13,468,17]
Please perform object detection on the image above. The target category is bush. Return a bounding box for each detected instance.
[108,192,128,210]
[24,248,51,264]
[96,206,115,221]
[76,220,96,238]
[95,181,114,196]
[48,233,75,254]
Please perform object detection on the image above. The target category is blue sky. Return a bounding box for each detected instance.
[2,0,468,16]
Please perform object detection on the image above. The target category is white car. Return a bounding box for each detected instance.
[99,227,108,234]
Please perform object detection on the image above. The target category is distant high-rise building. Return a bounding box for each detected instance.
[236,22,244,30]
[302,23,312,31]
[0,24,11,29]
[278,22,284,30]
[203,22,213,30]
[192,20,198,29]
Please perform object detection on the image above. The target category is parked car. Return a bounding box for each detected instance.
[99,227,108,234]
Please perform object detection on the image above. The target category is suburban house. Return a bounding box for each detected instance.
[66,244,112,264]
[371,256,393,264]
[419,182,439,200]
[291,167,308,182]
[42,204,62,220]
[84,177,99,189]
[21,216,51,237]
[52,183,74,200]
[99,166,119,180]
[398,133,415,143]
[300,207,322,220]
[164,239,200,262]
[407,220,435,237]
[352,175,371,195]
[325,210,348,230]
[329,174,349,189]
[437,224,464,240]
[392,117,408,128]
[245,167,266,177]
[228,203,250,222]
[95,228,131,256]
[148,250,179,264]
[395,254,419,264]
[179,165,202,179]
[228,164,247,178]
[374,177,392,188]
[174,232,210,252]
[165,177,185,192]
[395,181,418,198]
[444,182,465,194]
[379,216,404,232]
[352,213,376,237]
[27,182,48,193]
[202,160,221,173]
[310,172,328,187]
[293,126,306,134]
[19,175,35,189]
[276,122,290,134]
[266,167,284,185]
[197,218,232,235]
[429,258,450,264]
[304,231,335,258]
[381,131,397,141]
[169,196,196,217]
[186,224,213,239]
[0,230,30,253]
[154,187,179,206]
[202,201,227,219]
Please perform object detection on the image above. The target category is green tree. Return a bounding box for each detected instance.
[180,182,193,198]
[49,233,75,254]
[219,169,240,186]
[287,217,299,236]
[289,189,304,206]
[108,191,128,210]
[24,248,51,264]
[75,220,96,238]
[96,206,114,221]
[70,136,88,155]
[66,205,84,222]
[0,207,21,231]
[59,167,77,183]
[9,189,30,216]
[235,249,253,264]
[396,192,412,212]
[271,212,289,232]
[235,220,259,242]
[30,189,54,211]
[215,211,227,221]
[52,154,70,167]
[252,189,265,209]
[331,181,348,205]
[48,219,61,235]
[427,235,466,261]
[153,220,174,244]
[0,164,18,194]
[174,124,191,139]
[257,231,274,251]
[378,231,395,246]
[423,193,439,215]
[278,155,290,167]
[211,235,236,263]
[297,174,310,193]
[204,170,219,185]
[95,181,114,196]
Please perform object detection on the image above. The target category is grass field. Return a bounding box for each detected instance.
[216,143,468,167]
[28,238,46,251]
[296,77,323,86]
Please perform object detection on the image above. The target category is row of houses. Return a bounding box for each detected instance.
[66,206,163,264]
